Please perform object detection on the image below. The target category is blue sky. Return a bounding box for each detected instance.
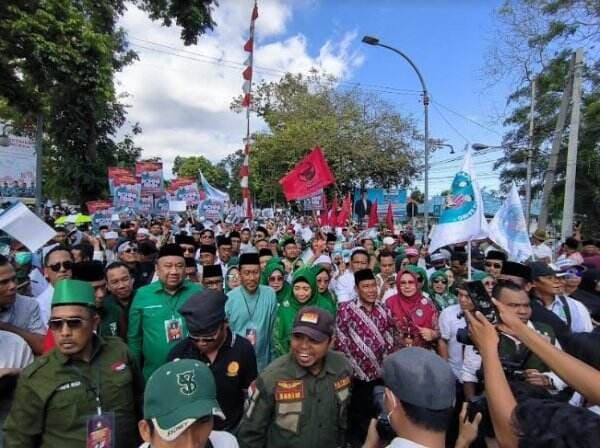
[119,0,515,195]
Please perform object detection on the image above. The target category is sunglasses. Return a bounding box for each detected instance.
[48,261,74,272]
[484,280,497,287]
[227,274,240,280]
[416,277,424,283]
[269,275,284,282]
[48,317,88,331]
[485,262,502,269]
[433,278,448,284]
[189,328,221,343]
[123,248,138,254]
[182,247,195,253]
[400,280,416,285]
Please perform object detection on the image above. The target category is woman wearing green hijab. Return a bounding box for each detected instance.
[312,265,337,315]
[429,270,457,311]
[224,265,240,293]
[272,266,335,357]
[260,258,291,305]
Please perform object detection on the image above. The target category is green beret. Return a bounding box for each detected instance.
[52,279,95,308]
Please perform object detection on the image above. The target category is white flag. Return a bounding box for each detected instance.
[0,202,56,252]
[488,183,533,261]
[429,149,488,253]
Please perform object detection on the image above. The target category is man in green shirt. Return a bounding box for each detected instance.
[128,243,203,380]
[237,306,352,448]
[4,279,142,447]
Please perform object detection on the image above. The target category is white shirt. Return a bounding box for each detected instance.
[387,437,430,448]
[35,284,54,325]
[28,268,48,298]
[0,330,34,369]
[438,304,466,381]
[548,295,593,333]
[138,430,238,447]
[532,243,552,261]
[333,270,356,303]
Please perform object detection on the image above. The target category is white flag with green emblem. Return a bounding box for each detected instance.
[428,149,488,253]
[488,182,533,261]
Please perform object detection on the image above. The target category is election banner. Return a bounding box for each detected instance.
[0,135,36,200]
[86,200,113,214]
[136,161,164,194]
[108,167,133,195]
[153,193,170,215]
[138,194,154,214]
[112,174,141,210]
[302,190,325,211]
[168,177,202,206]
[354,188,407,222]
[198,199,224,222]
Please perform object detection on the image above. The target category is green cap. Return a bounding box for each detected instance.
[51,279,95,308]
[144,359,224,441]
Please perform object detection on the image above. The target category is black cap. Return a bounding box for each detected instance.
[199,244,216,255]
[258,248,273,258]
[529,261,561,280]
[175,234,196,247]
[486,250,507,262]
[501,261,532,282]
[239,252,260,266]
[292,306,334,342]
[199,228,214,237]
[185,257,197,269]
[202,264,223,278]
[229,231,240,239]
[72,260,105,282]
[255,226,268,235]
[326,232,337,242]
[216,235,231,247]
[180,290,226,334]
[158,243,185,259]
[354,268,375,285]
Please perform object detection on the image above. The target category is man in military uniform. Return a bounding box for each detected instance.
[237,306,352,448]
[4,279,142,447]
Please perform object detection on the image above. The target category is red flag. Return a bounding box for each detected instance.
[368,200,379,228]
[336,193,352,227]
[279,146,335,201]
[319,197,329,227]
[386,203,394,231]
[329,194,339,227]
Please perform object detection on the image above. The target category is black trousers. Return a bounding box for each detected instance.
[347,378,382,447]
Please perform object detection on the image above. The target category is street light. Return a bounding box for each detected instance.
[471,142,532,226]
[433,142,454,154]
[362,35,431,233]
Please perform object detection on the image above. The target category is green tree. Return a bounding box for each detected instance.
[172,155,230,190]
[0,0,217,204]
[231,72,421,206]
[487,0,600,234]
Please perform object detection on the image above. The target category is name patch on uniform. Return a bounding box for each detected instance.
[275,380,304,401]
[111,361,127,372]
[334,376,351,391]
[57,381,82,391]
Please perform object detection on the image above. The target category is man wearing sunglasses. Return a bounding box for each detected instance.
[36,245,74,325]
[5,279,141,448]
[168,289,257,432]
[483,249,507,279]
[128,244,203,381]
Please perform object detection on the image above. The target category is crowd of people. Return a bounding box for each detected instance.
[1,212,600,447]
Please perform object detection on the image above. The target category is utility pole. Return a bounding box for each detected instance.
[525,78,536,229]
[561,48,584,241]
[537,53,575,230]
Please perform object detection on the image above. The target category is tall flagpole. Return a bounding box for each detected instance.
[240,1,258,219]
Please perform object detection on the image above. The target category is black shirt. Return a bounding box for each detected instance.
[167,328,257,431]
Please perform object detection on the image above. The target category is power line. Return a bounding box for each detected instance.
[431,99,504,137]
[431,102,470,143]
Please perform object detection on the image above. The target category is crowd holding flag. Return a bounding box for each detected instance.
[279,146,336,201]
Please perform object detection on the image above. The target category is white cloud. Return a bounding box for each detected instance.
[116,0,363,178]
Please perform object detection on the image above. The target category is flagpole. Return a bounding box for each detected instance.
[467,239,472,281]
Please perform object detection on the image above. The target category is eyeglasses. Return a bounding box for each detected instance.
[181,247,195,253]
[123,248,138,254]
[485,262,502,269]
[48,261,73,272]
[227,274,240,280]
[48,317,88,331]
[416,277,424,283]
[433,278,448,284]
[189,328,220,343]
[269,275,284,282]
[400,280,416,285]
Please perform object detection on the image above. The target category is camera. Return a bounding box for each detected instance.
[456,280,498,346]
[500,358,527,382]
[372,386,395,444]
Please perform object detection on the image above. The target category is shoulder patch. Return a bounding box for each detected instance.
[334,376,351,391]
[275,380,304,401]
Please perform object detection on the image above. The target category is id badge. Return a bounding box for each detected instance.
[86,412,114,448]
[164,318,183,343]
[246,328,257,346]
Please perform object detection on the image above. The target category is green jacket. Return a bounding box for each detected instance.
[260,258,291,305]
[499,321,556,373]
[272,267,336,358]
[4,336,142,448]
[97,295,123,339]
[127,279,202,380]
[237,351,352,448]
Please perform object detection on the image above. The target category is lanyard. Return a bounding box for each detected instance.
[241,287,260,321]
[69,363,103,416]
[164,285,185,319]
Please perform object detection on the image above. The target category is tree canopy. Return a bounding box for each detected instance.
[172,155,230,191]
